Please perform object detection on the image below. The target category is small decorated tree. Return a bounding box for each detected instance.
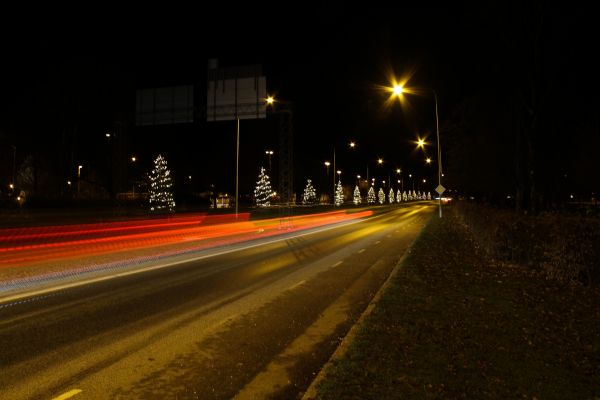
[335,180,344,206]
[403,191,408,201]
[302,179,317,205]
[378,188,385,204]
[389,188,395,203]
[353,185,361,205]
[427,191,432,200]
[397,189,402,203]
[254,167,272,207]
[367,186,376,204]
[148,154,175,213]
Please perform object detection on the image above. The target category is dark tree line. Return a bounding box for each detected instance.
[443,4,599,213]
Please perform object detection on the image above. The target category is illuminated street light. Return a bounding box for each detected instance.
[131,156,136,162]
[389,80,443,217]
[266,96,275,105]
[426,158,432,164]
[417,138,426,148]
[377,158,383,165]
[265,150,274,172]
[349,141,356,148]
[77,165,83,198]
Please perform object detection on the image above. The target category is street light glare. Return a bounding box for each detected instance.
[349,141,356,148]
[266,96,274,104]
[393,84,404,96]
[417,138,426,148]
[377,158,383,164]
[426,158,432,164]
[324,161,331,166]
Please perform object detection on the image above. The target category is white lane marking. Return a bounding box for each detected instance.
[52,389,82,400]
[288,280,306,290]
[358,249,365,254]
[331,261,343,268]
[375,240,381,244]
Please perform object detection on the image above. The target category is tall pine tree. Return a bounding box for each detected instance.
[148,154,175,214]
[367,186,376,204]
[335,180,344,206]
[303,179,317,205]
[378,188,385,204]
[353,185,361,205]
[254,167,272,207]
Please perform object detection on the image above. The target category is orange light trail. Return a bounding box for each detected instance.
[0,210,372,271]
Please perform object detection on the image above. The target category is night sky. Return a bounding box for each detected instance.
[1,5,597,205]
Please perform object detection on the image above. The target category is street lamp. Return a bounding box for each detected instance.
[265,150,274,172]
[389,82,443,217]
[77,165,83,198]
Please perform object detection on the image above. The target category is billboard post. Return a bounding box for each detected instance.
[206,59,266,218]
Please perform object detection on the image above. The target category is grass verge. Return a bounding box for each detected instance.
[313,206,600,399]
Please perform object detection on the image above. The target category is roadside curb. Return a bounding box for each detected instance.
[301,242,415,399]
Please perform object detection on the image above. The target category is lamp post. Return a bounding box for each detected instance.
[265,150,274,172]
[77,165,82,198]
[131,156,137,196]
[391,83,443,217]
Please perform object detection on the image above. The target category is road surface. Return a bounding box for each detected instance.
[0,204,433,399]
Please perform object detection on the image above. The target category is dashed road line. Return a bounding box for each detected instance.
[375,240,381,245]
[288,280,306,291]
[51,389,82,400]
[357,249,365,254]
[331,261,343,268]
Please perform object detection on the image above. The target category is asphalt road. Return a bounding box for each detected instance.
[0,204,433,400]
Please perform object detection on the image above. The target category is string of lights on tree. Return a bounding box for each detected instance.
[148,154,175,214]
[254,167,273,207]
[388,188,395,203]
[378,188,385,204]
[303,179,317,205]
[367,186,376,204]
[335,180,344,206]
[353,185,361,205]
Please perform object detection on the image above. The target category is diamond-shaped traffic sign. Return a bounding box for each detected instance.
[435,184,446,195]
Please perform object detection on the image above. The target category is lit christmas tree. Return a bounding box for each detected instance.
[412,190,417,199]
[378,188,385,204]
[397,189,402,203]
[335,180,344,206]
[403,191,408,202]
[353,185,361,205]
[254,167,272,207]
[408,191,413,201]
[389,188,395,203]
[427,191,432,200]
[367,186,376,204]
[148,154,175,214]
[302,179,317,205]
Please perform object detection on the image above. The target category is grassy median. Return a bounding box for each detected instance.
[313,205,600,399]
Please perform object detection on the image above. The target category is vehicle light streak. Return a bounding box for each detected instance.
[0,211,372,270]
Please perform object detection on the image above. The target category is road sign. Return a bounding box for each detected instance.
[435,184,446,195]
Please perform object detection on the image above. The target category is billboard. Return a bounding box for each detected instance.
[207,62,266,121]
[136,85,194,126]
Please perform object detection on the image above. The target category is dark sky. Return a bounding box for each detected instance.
[1,5,597,199]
